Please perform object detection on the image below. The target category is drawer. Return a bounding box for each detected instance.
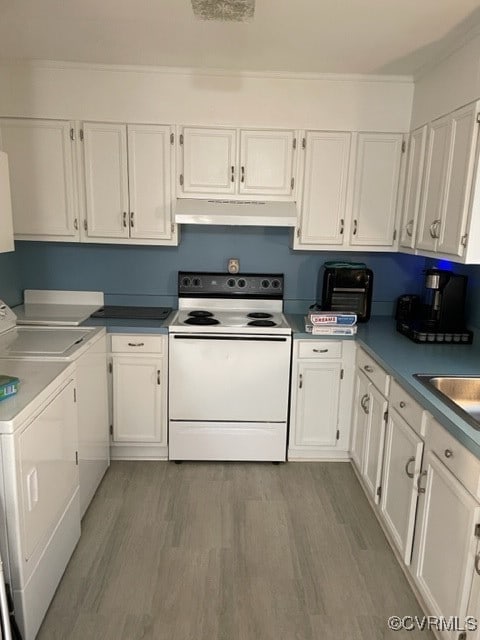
[297,340,342,359]
[425,415,480,500]
[389,379,425,436]
[111,334,165,354]
[356,348,390,396]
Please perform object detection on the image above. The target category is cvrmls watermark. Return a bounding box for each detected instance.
[387,616,478,632]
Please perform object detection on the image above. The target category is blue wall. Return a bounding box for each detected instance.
[0,250,22,306]
[14,227,427,316]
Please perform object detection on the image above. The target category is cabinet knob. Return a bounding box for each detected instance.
[444,449,453,459]
[363,365,374,373]
[405,219,414,237]
[360,393,369,414]
[399,401,406,408]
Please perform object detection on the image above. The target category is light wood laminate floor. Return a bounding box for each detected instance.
[38,462,433,640]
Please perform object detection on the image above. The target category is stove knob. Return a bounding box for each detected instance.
[181,277,191,287]
[271,279,281,289]
[192,278,201,287]
[237,278,246,288]
[227,278,236,288]
[261,279,270,288]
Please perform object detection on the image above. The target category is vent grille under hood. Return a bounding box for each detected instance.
[174,199,297,227]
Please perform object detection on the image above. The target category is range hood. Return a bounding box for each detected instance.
[174,198,297,227]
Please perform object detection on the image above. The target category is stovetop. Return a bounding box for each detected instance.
[169,309,291,335]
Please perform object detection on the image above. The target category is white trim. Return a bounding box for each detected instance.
[0,58,414,84]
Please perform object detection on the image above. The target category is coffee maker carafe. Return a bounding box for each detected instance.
[422,268,467,332]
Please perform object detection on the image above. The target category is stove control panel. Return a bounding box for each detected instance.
[178,272,284,298]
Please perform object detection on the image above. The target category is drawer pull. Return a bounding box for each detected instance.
[127,342,145,347]
[417,469,427,494]
[364,365,374,373]
[444,449,453,459]
[399,401,406,408]
[475,553,480,576]
[299,374,303,389]
[157,370,161,385]
[360,393,369,414]
[405,456,415,479]
[313,348,328,353]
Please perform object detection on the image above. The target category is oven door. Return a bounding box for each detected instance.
[169,333,291,422]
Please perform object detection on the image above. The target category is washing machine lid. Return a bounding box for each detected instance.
[0,327,92,357]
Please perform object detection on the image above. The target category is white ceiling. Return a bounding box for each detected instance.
[0,0,480,75]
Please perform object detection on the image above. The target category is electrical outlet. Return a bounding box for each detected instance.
[227,258,240,274]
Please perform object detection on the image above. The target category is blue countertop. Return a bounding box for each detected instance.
[290,313,480,458]
[83,312,173,334]
[357,318,480,458]
[91,310,480,458]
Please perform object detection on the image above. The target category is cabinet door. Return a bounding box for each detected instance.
[416,115,451,252]
[181,127,236,195]
[299,131,351,245]
[0,152,14,252]
[413,451,480,634]
[112,356,165,443]
[437,102,479,257]
[0,118,77,240]
[83,122,129,238]
[399,126,427,249]
[380,409,423,564]
[239,129,295,197]
[350,133,403,247]
[292,361,341,448]
[128,124,173,240]
[350,371,370,472]
[362,384,388,504]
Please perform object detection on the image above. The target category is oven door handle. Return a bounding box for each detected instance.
[172,335,289,342]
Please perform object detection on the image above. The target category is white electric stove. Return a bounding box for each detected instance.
[168,272,292,462]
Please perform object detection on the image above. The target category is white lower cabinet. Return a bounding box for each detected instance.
[350,347,390,504]
[362,383,388,504]
[110,334,168,459]
[411,416,480,640]
[288,339,355,460]
[380,408,423,564]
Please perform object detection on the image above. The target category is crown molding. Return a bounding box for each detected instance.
[0,58,414,84]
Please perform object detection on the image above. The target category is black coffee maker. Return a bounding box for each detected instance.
[396,268,473,344]
[422,268,467,331]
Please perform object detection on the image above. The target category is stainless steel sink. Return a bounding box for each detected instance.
[414,374,480,430]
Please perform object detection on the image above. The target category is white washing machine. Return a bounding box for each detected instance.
[0,302,110,519]
[0,355,78,640]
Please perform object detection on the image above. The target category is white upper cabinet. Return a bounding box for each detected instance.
[82,122,176,245]
[399,126,427,250]
[296,131,351,245]
[83,122,129,239]
[350,133,404,247]
[239,129,295,196]
[294,131,404,251]
[416,115,451,253]
[0,118,78,241]
[181,127,236,195]
[0,152,14,253]
[127,125,173,240]
[414,100,480,262]
[178,126,297,200]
